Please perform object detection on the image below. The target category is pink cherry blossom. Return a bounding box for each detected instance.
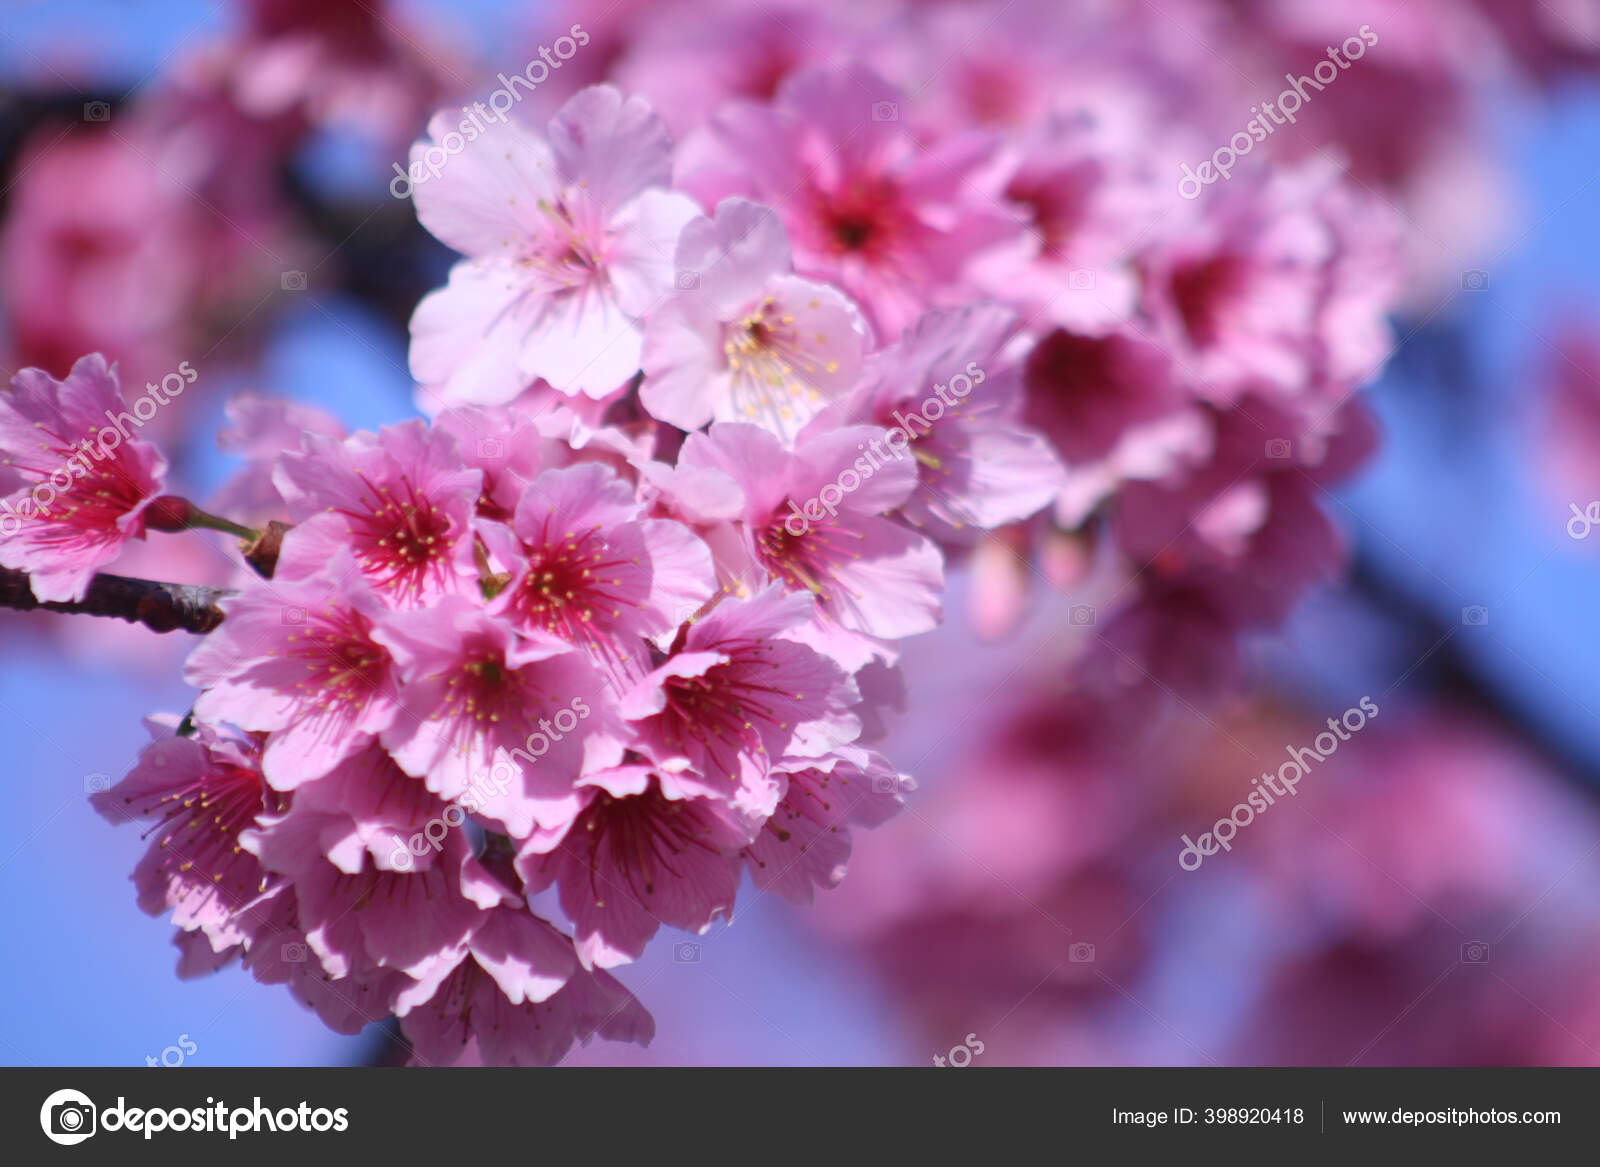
[212,393,348,523]
[272,420,484,608]
[91,717,280,954]
[619,586,860,813]
[268,742,449,876]
[222,0,461,149]
[1144,165,1399,410]
[970,116,1161,334]
[819,305,1064,540]
[1022,325,1210,528]
[184,554,401,789]
[432,405,549,520]
[483,461,713,683]
[744,748,911,905]
[672,421,945,661]
[1114,394,1379,629]
[515,763,753,968]
[244,818,511,981]
[0,355,168,601]
[372,593,622,837]
[613,1,865,137]
[29,0,1441,1068]
[677,64,1025,336]
[395,908,653,1066]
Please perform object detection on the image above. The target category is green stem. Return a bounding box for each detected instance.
[185,507,260,542]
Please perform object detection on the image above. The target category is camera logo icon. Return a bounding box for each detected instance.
[1067,268,1096,291]
[281,605,307,626]
[1461,605,1489,626]
[871,772,900,795]
[673,942,701,963]
[1461,941,1491,964]
[1069,942,1096,963]
[40,1088,97,1145]
[1265,438,1293,460]
[1069,604,1096,626]
[477,437,506,460]
[281,941,309,964]
[84,772,111,794]
[1461,269,1488,291]
[83,102,111,122]
[674,270,700,291]
[871,101,899,122]
[281,270,308,292]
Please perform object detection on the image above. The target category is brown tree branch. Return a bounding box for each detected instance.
[0,566,230,634]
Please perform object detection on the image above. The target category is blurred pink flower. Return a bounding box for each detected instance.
[677,64,1025,336]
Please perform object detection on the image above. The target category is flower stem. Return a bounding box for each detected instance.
[185,508,260,541]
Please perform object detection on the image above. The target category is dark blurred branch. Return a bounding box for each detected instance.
[0,566,228,634]
[1349,553,1600,800]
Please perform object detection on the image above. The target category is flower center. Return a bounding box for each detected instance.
[340,475,455,602]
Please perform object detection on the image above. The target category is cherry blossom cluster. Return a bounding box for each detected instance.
[0,346,914,1064]
[0,0,1431,1065]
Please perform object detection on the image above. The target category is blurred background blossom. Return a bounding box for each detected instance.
[4,0,1600,1065]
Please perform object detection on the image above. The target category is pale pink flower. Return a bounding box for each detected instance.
[613,1,865,136]
[408,85,701,403]
[640,198,869,439]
